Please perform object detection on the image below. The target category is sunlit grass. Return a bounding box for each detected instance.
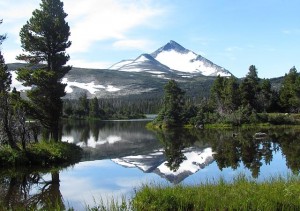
[132,174,300,211]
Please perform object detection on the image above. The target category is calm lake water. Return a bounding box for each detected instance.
[1,120,300,210]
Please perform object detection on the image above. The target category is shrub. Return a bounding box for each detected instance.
[268,114,295,125]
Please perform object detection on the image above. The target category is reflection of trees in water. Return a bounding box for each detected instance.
[208,129,276,178]
[155,127,300,178]
[207,128,300,178]
[271,128,300,174]
[0,169,64,210]
[154,129,197,171]
[61,120,150,144]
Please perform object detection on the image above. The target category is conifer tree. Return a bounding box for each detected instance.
[0,20,19,150]
[279,67,300,112]
[157,80,185,127]
[223,76,240,112]
[240,65,260,110]
[16,0,71,141]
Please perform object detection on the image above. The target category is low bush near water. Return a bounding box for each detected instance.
[0,141,82,167]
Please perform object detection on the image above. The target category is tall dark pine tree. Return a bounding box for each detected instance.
[240,65,260,111]
[16,0,71,141]
[157,80,185,127]
[0,20,19,150]
[279,67,300,112]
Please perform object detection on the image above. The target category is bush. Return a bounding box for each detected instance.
[0,145,27,167]
[26,141,82,166]
[268,114,295,125]
[0,141,82,167]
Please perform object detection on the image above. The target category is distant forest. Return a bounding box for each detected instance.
[63,65,300,124]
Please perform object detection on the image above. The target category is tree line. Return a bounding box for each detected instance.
[63,93,153,120]
[153,65,300,128]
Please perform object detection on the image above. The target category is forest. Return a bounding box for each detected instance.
[61,64,300,126]
[151,65,300,128]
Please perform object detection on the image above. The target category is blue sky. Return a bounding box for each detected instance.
[0,0,299,78]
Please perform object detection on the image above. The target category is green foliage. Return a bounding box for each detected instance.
[240,65,260,110]
[27,141,82,166]
[63,97,146,120]
[155,80,185,128]
[16,0,71,141]
[279,66,300,113]
[132,175,300,211]
[0,145,27,166]
[0,142,82,167]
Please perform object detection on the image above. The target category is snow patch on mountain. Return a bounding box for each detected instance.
[154,50,198,73]
[62,78,121,94]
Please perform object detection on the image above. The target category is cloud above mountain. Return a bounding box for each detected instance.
[64,0,165,54]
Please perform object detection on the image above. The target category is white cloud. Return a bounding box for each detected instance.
[68,59,111,69]
[112,39,154,51]
[64,0,165,53]
[1,0,167,68]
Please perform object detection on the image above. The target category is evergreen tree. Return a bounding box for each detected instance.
[223,76,240,112]
[0,23,19,150]
[279,67,300,112]
[210,75,226,114]
[89,97,100,118]
[78,92,89,116]
[240,65,260,110]
[16,0,71,141]
[257,79,273,112]
[157,80,185,127]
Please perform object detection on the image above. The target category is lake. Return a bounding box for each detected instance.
[1,120,300,210]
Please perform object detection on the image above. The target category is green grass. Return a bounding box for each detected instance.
[132,175,300,211]
[0,141,82,167]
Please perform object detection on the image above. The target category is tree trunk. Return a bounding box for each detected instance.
[3,107,20,151]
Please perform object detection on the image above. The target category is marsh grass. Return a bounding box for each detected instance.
[132,174,300,211]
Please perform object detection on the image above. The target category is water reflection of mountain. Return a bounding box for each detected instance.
[112,147,214,184]
[61,120,300,180]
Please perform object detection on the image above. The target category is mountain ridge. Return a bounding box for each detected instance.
[110,40,232,77]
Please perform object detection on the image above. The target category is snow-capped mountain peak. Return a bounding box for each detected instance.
[151,40,190,57]
[109,40,232,77]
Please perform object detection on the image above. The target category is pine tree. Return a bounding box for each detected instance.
[240,65,260,110]
[210,75,226,114]
[16,0,71,141]
[0,20,19,150]
[279,67,300,112]
[223,76,240,112]
[89,97,100,118]
[157,80,185,127]
[257,79,273,112]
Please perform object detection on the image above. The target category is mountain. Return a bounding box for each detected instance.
[7,41,232,99]
[112,147,215,184]
[110,40,232,77]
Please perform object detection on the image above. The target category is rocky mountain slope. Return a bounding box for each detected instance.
[7,41,234,99]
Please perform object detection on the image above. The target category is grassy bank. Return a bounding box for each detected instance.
[0,141,82,167]
[132,175,300,211]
